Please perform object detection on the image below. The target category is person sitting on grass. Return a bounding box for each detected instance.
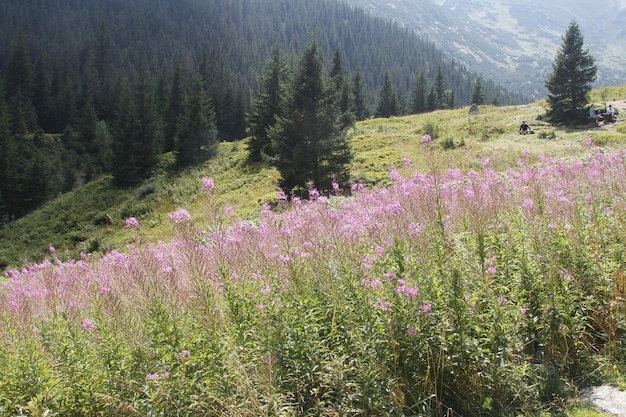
[603,104,615,123]
[519,121,534,134]
[590,105,600,123]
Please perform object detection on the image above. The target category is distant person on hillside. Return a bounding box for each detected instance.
[519,121,534,134]
[590,105,599,122]
[603,104,615,122]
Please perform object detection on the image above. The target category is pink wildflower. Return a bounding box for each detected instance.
[146,373,159,381]
[201,177,215,191]
[377,298,392,312]
[406,326,417,335]
[421,134,432,144]
[168,209,191,223]
[82,319,96,332]
[125,217,140,229]
[180,350,191,358]
[419,303,432,314]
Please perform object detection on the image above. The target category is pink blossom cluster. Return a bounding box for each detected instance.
[2,149,626,332]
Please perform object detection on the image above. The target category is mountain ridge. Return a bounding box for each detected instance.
[343,0,626,96]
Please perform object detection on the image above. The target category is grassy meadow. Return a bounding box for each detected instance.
[2,87,626,416]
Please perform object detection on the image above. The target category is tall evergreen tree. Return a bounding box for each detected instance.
[409,70,426,114]
[545,21,597,124]
[375,71,397,118]
[269,40,352,195]
[352,68,370,121]
[426,84,438,112]
[175,74,218,167]
[163,63,186,153]
[329,49,354,130]
[4,32,38,133]
[32,56,54,132]
[434,66,447,109]
[111,83,141,186]
[133,67,162,176]
[470,78,485,105]
[247,44,285,163]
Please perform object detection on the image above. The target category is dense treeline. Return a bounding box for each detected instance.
[0,0,524,223]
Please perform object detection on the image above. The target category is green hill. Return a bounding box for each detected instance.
[1,86,625,272]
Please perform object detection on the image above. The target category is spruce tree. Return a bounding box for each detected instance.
[133,67,162,176]
[375,71,397,118]
[175,74,218,167]
[545,21,597,124]
[329,49,355,129]
[352,68,370,121]
[409,70,426,114]
[111,84,141,186]
[434,66,447,109]
[269,40,352,195]
[247,44,285,163]
[470,78,485,105]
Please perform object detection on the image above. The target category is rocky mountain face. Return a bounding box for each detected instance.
[343,0,626,97]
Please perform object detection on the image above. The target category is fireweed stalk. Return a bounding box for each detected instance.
[1,148,626,415]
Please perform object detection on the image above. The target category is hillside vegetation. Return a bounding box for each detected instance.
[1,85,625,271]
[1,87,626,416]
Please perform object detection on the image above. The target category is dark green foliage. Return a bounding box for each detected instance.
[409,70,427,114]
[375,71,399,118]
[270,40,353,195]
[175,75,218,168]
[352,68,370,120]
[247,44,285,163]
[545,21,597,125]
[470,78,485,105]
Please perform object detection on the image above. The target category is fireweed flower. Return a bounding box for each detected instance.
[125,217,140,229]
[201,177,215,192]
[419,303,432,314]
[406,326,417,335]
[421,134,432,144]
[168,209,191,223]
[308,188,320,200]
[49,246,56,254]
[82,320,96,332]
[377,298,392,312]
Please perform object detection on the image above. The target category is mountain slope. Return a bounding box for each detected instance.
[342,0,626,96]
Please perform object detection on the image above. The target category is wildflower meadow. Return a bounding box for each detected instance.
[1,141,626,416]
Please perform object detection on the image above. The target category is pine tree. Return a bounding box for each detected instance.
[375,71,397,118]
[434,66,447,109]
[133,67,162,176]
[409,70,426,114]
[270,40,352,195]
[470,78,485,105]
[111,84,141,186]
[5,32,38,133]
[329,48,355,129]
[352,68,370,121]
[247,44,285,163]
[545,21,597,124]
[163,64,186,153]
[175,74,218,167]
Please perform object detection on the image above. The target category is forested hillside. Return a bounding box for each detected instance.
[0,0,524,223]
